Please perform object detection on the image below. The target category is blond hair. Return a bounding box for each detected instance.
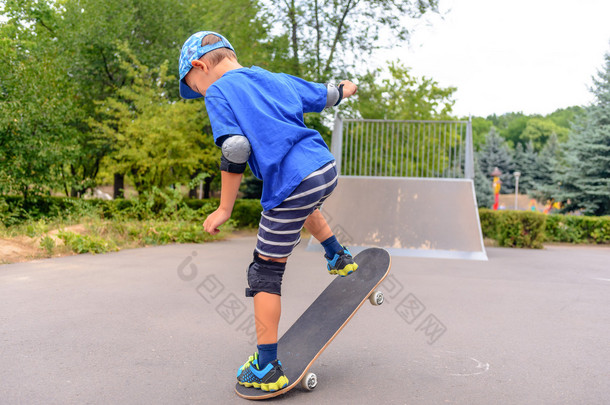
[200,34,237,67]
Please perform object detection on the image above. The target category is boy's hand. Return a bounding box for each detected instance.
[340,80,357,99]
[203,208,231,235]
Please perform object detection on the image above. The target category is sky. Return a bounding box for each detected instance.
[375,0,610,118]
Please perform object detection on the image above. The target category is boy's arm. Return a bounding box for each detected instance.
[203,171,242,235]
[203,135,251,235]
[325,80,358,108]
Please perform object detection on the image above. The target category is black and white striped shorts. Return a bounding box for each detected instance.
[255,161,338,258]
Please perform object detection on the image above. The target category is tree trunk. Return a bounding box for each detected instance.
[287,0,300,75]
[188,187,198,199]
[113,173,125,199]
[204,175,214,199]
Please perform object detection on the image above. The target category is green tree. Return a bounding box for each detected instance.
[532,133,562,200]
[556,51,610,215]
[0,6,82,198]
[265,0,439,80]
[90,47,218,194]
[512,140,538,195]
[348,61,456,120]
[471,116,493,151]
[547,106,586,129]
[477,128,515,192]
[521,118,569,150]
[473,156,493,209]
[2,0,269,197]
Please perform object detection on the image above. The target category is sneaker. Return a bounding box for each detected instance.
[325,247,358,276]
[237,354,289,392]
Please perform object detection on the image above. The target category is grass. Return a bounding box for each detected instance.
[0,215,233,263]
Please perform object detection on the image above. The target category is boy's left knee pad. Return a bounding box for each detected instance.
[245,252,286,297]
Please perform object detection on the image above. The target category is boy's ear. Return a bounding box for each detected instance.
[191,59,209,72]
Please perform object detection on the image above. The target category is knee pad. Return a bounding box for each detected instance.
[245,252,286,297]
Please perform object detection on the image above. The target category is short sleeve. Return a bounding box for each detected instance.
[204,93,244,146]
[281,74,327,114]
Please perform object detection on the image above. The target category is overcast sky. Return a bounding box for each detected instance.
[375,0,610,118]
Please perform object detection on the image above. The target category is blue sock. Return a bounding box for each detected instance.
[321,235,343,258]
[257,343,277,369]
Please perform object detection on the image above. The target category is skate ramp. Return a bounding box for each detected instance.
[307,176,487,260]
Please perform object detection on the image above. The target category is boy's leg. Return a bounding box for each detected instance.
[303,209,332,242]
[253,254,286,345]
[304,209,358,276]
[237,253,289,392]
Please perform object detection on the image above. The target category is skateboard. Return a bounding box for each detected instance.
[235,247,391,400]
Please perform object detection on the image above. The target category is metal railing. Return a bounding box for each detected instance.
[331,117,474,179]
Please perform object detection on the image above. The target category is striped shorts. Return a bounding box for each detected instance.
[255,161,338,258]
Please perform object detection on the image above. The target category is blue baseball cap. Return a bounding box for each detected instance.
[178,31,235,99]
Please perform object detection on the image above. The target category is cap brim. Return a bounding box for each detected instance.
[180,79,203,99]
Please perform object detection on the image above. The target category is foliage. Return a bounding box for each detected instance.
[511,141,538,195]
[471,117,493,151]
[474,156,493,209]
[39,236,56,255]
[58,230,117,254]
[90,45,218,194]
[0,195,99,227]
[520,118,569,150]
[486,112,529,148]
[0,0,268,197]
[479,209,546,248]
[263,0,439,80]
[348,61,456,120]
[476,128,515,192]
[555,51,610,216]
[532,133,562,200]
[544,214,610,244]
[0,9,82,198]
[480,209,610,246]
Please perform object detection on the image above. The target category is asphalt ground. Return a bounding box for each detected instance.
[1,237,609,404]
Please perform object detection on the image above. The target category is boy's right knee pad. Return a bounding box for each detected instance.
[245,252,286,297]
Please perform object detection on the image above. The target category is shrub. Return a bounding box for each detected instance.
[478,209,498,239]
[39,236,56,255]
[232,199,263,228]
[479,209,546,248]
[58,231,116,254]
[479,209,610,247]
[545,214,610,244]
[495,211,546,248]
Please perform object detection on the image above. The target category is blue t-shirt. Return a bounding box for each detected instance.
[204,66,335,210]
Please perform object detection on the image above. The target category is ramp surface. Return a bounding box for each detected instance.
[308,176,487,260]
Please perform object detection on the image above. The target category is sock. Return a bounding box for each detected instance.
[321,235,343,258]
[257,343,278,369]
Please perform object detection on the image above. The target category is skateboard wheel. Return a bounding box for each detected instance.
[301,372,317,391]
[369,291,384,306]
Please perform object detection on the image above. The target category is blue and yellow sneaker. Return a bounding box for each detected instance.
[325,247,358,276]
[236,353,289,392]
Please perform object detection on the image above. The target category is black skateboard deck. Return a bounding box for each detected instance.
[235,247,391,400]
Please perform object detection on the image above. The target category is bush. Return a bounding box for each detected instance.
[495,211,546,248]
[232,199,263,228]
[478,208,498,239]
[184,198,262,227]
[545,214,610,244]
[0,195,99,226]
[479,209,547,248]
[39,235,56,255]
[58,231,116,254]
[479,209,610,247]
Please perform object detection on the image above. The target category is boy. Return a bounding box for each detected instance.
[178,31,358,392]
